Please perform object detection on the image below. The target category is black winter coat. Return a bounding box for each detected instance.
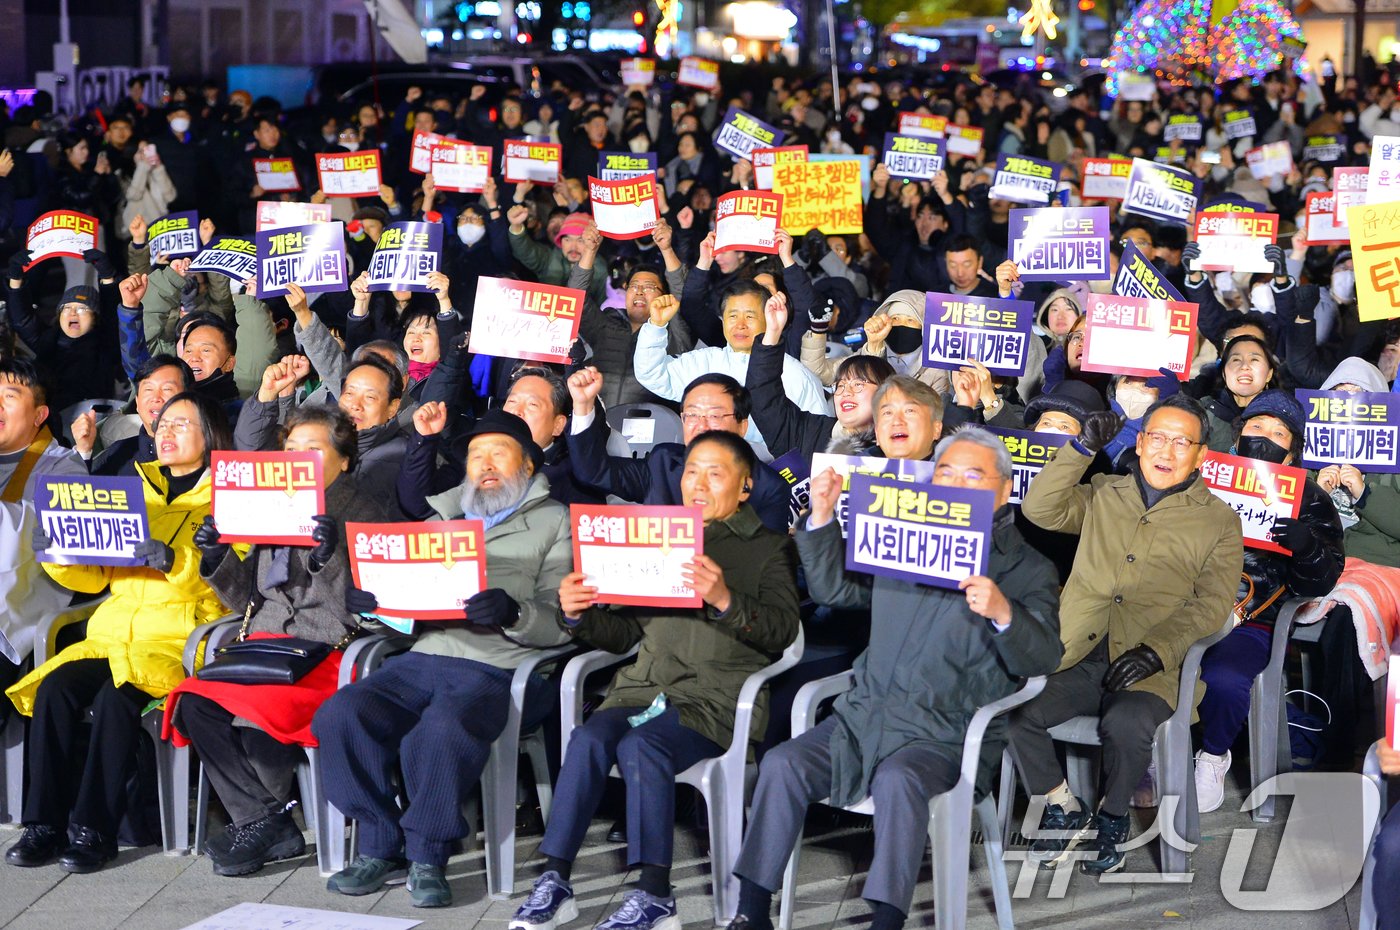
[1235,477,1344,631]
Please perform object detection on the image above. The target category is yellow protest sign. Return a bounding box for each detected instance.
[771,160,863,235]
[1348,202,1400,322]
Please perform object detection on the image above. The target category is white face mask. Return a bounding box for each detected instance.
[1250,283,1276,313]
[1332,269,1356,303]
[627,134,650,153]
[827,129,842,143]
[1116,384,1157,420]
[1036,425,1073,435]
[1088,278,1114,294]
[693,93,710,107]
[860,96,879,112]
[458,223,485,246]
[170,117,191,134]
[1214,271,1238,295]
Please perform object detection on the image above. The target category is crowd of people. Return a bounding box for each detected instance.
[0,52,1394,929]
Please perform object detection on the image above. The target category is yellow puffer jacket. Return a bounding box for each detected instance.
[6,462,234,716]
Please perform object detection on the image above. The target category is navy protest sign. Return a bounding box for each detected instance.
[922,292,1034,377]
[844,474,993,590]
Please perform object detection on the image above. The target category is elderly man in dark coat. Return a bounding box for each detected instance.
[721,426,1062,930]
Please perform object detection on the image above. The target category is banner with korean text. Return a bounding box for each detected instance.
[1123,158,1200,226]
[714,190,783,254]
[677,57,720,89]
[26,211,98,266]
[255,201,331,232]
[1191,211,1279,273]
[944,125,983,158]
[409,130,442,175]
[922,293,1034,377]
[880,134,945,182]
[810,453,936,537]
[770,449,811,529]
[36,476,148,566]
[430,140,491,193]
[190,237,257,281]
[253,157,300,192]
[571,505,703,608]
[985,429,1073,505]
[348,520,487,628]
[1334,166,1367,223]
[771,159,862,235]
[469,277,583,365]
[713,106,785,162]
[989,153,1060,204]
[751,146,807,190]
[1198,451,1304,554]
[316,150,381,197]
[503,139,562,184]
[256,221,346,297]
[1081,294,1197,379]
[1297,389,1400,473]
[597,151,657,181]
[1366,136,1400,206]
[1348,202,1400,322]
[148,211,200,258]
[1113,240,1185,302]
[1164,115,1202,143]
[1080,158,1131,201]
[844,475,993,589]
[1009,206,1110,281]
[620,58,655,86]
[366,222,441,293]
[588,174,660,240]
[1304,192,1348,247]
[211,451,324,545]
[1223,109,1257,140]
[1246,141,1293,180]
[897,113,947,138]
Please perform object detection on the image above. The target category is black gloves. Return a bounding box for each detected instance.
[31,520,51,554]
[1104,644,1164,691]
[1078,411,1126,454]
[192,515,229,568]
[7,248,31,281]
[1144,367,1181,400]
[133,539,175,573]
[307,514,337,572]
[346,585,378,616]
[1263,243,1287,279]
[1269,517,1315,556]
[809,300,835,334]
[464,588,520,628]
[1292,284,1319,321]
[83,248,117,280]
[1181,242,1201,279]
[800,229,829,265]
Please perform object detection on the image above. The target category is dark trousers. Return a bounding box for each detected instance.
[1375,799,1400,930]
[1198,625,1272,756]
[539,705,721,868]
[23,658,147,836]
[174,694,303,827]
[311,652,529,867]
[1008,643,1172,817]
[733,715,959,914]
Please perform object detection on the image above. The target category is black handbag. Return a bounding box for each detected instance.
[195,598,358,686]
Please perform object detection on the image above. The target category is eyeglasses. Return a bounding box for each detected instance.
[154,418,196,436]
[1142,431,1200,454]
[627,282,662,294]
[62,305,96,315]
[834,379,874,396]
[681,411,737,425]
[1067,333,1085,345]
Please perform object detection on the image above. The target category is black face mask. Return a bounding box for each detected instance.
[885,324,923,355]
[1235,434,1290,465]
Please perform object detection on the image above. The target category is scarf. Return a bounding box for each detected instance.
[408,360,437,384]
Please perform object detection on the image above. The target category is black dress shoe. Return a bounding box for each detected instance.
[5,824,62,867]
[57,827,117,874]
[606,818,626,843]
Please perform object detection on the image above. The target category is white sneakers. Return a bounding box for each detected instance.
[1194,749,1231,814]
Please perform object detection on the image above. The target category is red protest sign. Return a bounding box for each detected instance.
[316,150,382,198]
[1333,166,1367,223]
[431,140,492,193]
[1191,212,1278,273]
[1198,451,1304,554]
[1305,191,1348,246]
[897,113,948,138]
[714,190,783,255]
[944,125,984,158]
[348,520,488,622]
[1080,158,1132,201]
[1081,294,1197,380]
[751,145,808,190]
[256,201,332,232]
[571,504,703,608]
[211,451,325,545]
[253,157,301,192]
[503,139,562,184]
[588,174,660,240]
[409,130,442,175]
[677,57,720,90]
[26,210,99,267]
[469,276,583,365]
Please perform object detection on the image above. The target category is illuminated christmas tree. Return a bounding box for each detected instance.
[1105,0,1307,92]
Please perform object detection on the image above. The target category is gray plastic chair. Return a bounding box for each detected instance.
[1244,598,1304,823]
[1,714,24,824]
[559,627,805,925]
[57,398,132,446]
[776,673,1046,930]
[1359,743,1388,930]
[997,616,1233,875]
[603,403,684,458]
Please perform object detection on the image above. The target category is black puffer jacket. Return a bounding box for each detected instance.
[1235,477,1344,631]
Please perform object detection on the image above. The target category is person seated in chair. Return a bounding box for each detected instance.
[314,409,573,908]
[510,431,799,930]
[720,426,1062,930]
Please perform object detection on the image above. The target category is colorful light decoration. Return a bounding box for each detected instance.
[1020,0,1061,42]
[655,0,681,58]
[1104,0,1307,93]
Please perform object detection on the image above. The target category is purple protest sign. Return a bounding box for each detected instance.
[36,475,149,567]
[843,474,993,589]
[881,133,946,181]
[1123,158,1201,227]
[770,448,812,529]
[1298,390,1400,473]
[1009,206,1111,282]
[1112,239,1185,302]
[256,221,347,297]
[922,292,1035,377]
[810,453,938,536]
[712,106,786,161]
[985,428,1073,504]
[990,153,1061,204]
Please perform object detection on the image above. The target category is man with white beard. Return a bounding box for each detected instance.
[312,408,573,909]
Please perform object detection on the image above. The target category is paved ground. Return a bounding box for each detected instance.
[0,750,1373,930]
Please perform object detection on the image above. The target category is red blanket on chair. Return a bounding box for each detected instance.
[1295,557,1400,681]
